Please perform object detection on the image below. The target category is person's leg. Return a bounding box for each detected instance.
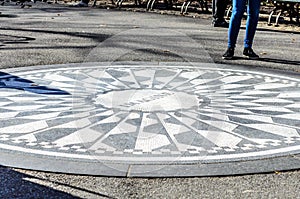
[214,0,228,21]
[242,0,260,59]
[227,0,247,48]
[223,0,246,59]
[244,0,260,48]
[212,0,229,27]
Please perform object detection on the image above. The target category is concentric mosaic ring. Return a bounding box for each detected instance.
[0,62,300,176]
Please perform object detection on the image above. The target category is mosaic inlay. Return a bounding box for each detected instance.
[0,64,300,164]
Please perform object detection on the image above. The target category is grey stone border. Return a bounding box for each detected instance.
[1,148,300,177]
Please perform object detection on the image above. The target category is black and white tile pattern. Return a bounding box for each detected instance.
[0,63,300,165]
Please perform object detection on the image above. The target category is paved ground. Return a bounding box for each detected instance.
[0,1,300,198]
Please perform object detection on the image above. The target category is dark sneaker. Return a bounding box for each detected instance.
[212,20,229,28]
[70,2,88,7]
[222,47,234,60]
[243,48,259,59]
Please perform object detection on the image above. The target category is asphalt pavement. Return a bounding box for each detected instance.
[0,1,300,198]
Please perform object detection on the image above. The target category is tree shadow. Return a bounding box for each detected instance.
[0,27,111,43]
[0,13,18,18]
[0,166,79,198]
[0,34,36,47]
[0,165,114,198]
[0,71,70,95]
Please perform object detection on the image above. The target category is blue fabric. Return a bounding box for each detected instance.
[228,0,260,48]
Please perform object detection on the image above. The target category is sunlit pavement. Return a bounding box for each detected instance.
[0,2,300,198]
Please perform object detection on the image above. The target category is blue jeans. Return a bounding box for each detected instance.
[228,0,260,48]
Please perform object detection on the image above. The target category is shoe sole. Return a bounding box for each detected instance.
[212,24,229,28]
[222,56,233,60]
[243,55,259,60]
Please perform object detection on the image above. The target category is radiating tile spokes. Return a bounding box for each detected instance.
[0,63,300,165]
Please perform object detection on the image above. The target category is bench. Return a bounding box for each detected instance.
[180,0,208,15]
[268,0,300,26]
[146,0,209,13]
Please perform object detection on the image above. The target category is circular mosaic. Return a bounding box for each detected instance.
[0,63,300,166]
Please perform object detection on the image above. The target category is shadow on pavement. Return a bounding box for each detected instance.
[258,57,300,66]
[0,166,79,198]
[0,27,111,43]
[0,34,35,46]
[0,13,18,18]
[232,56,300,66]
[0,71,70,95]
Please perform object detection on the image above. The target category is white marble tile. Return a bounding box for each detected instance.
[278,92,300,98]
[252,98,293,104]
[241,90,279,96]
[248,106,293,113]
[196,130,242,148]
[0,112,19,119]
[0,101,13,106]
[50,81,76,88]
[56,118,92,129]
[220,75,253,83]
[231,114,273,123]
[44,74,76,82]
[54,128,102,147]
[3,105,46,111]
[135,132,170,152]
[0,120,48,134]
[18,112,61,120]
[244,123,299,137]
[255,83,295,90]
[273,113,300,121]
